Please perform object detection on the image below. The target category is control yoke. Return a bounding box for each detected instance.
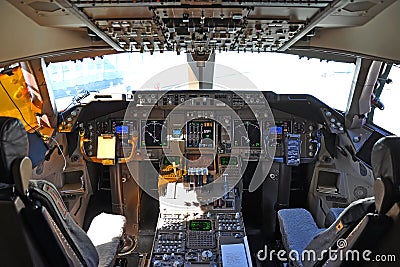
[79,130,138,165]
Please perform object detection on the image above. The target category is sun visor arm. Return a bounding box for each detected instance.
[345,59,382,129]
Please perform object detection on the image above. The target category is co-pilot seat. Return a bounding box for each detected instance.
[278,136,400,267]
[323,136,400,267]
[277,199,374,267]
[0,117,126,266]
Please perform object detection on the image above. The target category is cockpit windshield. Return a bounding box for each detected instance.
[46,52,355,111]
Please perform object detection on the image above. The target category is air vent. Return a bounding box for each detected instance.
[343,1,376,12]
[28,1,60,12]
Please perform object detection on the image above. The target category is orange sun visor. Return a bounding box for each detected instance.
[0,66,40,132]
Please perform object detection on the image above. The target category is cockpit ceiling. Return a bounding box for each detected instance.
[6,0,396,57]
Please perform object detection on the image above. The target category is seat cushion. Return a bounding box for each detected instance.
[278,208,325,267]
[87,212,126,267]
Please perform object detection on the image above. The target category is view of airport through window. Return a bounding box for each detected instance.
[47,52,355,111]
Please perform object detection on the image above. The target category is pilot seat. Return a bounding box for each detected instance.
[0,117,126,266]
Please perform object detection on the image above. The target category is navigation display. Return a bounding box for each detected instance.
[141,120,168,147]
[186,120,214,148]
[233,120,260,147]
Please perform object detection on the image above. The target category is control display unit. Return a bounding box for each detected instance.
[141,120,168,147]
[189,220,212,231]
[233,120,261,147]
[186,120,214,148]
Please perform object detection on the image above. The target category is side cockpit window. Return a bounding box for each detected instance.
[370,65,400,135]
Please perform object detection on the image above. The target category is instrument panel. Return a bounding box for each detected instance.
[64,91,341,164]
[80,116,319,162]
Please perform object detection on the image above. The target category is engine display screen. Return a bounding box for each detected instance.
[189,220,212,231]
[186,120,214,148]
[141,120,168,147]
[220,156,238,166]
[233,120,260,147]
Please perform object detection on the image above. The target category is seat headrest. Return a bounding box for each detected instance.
[0,117,28,184]
[372,136,400,214]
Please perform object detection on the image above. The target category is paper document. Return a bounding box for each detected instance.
[165,183,176,199]
[97,135,116,159]
[221,243,249,267]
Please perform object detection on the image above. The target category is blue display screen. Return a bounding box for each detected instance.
[173,129,182,137]
[270,126,283,134]
[116,125,129,134]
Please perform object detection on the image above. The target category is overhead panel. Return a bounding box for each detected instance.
[67,0,336,53]
[5,0,397,61]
